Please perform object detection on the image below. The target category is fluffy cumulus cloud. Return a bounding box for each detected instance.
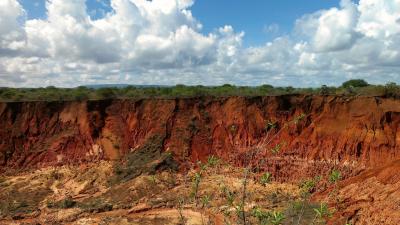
[0,0,26,55]
[0,0,400,87]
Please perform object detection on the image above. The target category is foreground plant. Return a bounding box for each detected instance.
[177,197,187,225]
[329,169,342,209]
[329,170,341,184]
[251,206,270,225]
[201,194,212,208]
[260,172,272,186]
[312,202,332,224]
[207,155,220,168]
[270,211,285,225]
[148,174,157,185]
[239,168,250,224]
[294,176,320,224]
[191,172,202,206]
[271,143,282,155]
[222,185,235,207]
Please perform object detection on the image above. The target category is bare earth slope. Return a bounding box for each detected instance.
[1,95,400,224]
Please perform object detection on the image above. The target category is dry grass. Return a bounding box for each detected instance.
[0,158,326,225]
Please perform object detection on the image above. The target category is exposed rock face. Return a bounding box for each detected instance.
[1,95,400,224]
[1,95,400,173]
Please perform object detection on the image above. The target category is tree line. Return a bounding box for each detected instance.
[1,79,400,101]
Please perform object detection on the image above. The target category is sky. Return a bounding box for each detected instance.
[0,0,399,87]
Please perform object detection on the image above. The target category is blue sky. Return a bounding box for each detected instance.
[1,0,399,87]
[20,0,112,19]
[191,0,341,46]
[20,0,342,46]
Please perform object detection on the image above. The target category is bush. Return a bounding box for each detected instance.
[79,199,113,213]
[96,88,116,99]
[319,85,336,95]
[384,82,400,98]
[49,170,62,180]
[260,172,272,186]
[342,79,369,88]
[47,196,76,209]
[56,197,76,209]
[207,155,220,167]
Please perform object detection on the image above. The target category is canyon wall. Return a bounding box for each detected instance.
[1,95,400,179]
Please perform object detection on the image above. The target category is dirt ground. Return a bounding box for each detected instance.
[0,157,332,225]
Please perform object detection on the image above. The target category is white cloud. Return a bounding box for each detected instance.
[0,0,26,54]
[313,0,360,52]
[1,0,400,87]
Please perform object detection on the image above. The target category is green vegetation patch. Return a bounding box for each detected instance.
[47,196,76,209]
[0,184,52,219]
[78,199,113,213]
[2,79,400,101]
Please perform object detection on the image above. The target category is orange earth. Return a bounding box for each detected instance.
[1,95,400,224]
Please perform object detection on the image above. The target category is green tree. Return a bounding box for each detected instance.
[320,85,331,95]
[342,79,369,88]
[96,88,116,99]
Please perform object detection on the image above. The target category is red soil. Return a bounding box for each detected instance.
[1,95,400,224]
[1,96,400,171]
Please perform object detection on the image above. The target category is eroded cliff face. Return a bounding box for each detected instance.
[2,95,400,224]
[1,95,400,178]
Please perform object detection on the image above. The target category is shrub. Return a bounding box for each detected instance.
[384,82,400,98]
[329,170,341,184]
[260,172,272,186]
[251,206,271,225]
[342,79,369,88]
[313,202,332,224]
[177,197,187,225]
[222,186,235,206]
[207,155,220,167]
[320,85,335,95]
[201,194,211,208]
[271,143,282,154]
[269,211,285,225]
[80,199,113,213]
[59,197,76,209]
[191,172,201,205]
[49,170,62,180]
[300,178,317,195]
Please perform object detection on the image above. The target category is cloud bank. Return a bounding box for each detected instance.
[0,0,400,87]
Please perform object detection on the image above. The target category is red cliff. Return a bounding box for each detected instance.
[2,95,400,224]
[1,95,400,177]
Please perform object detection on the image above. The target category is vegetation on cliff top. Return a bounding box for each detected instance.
[1,79,400,101]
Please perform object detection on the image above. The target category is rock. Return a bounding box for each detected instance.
[128,203,151,214]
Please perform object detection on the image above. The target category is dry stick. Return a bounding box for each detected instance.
[241,168,249,225]
[178,197,186,225]
[238,122,287,225]
[295,200,306,225]
[230,115,302,225]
